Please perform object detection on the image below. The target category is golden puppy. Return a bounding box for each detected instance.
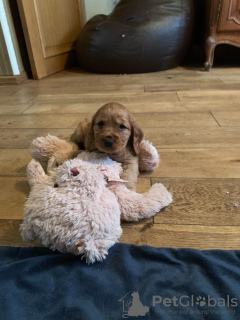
[70,102,143,190]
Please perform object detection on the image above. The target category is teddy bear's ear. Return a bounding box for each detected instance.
[27,160,47,188]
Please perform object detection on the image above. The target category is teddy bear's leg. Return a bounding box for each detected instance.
[78,232,122,264]
[112,183,172,222]
[82,240,111,264]
[30,135,78,163]
[138,140,160,172]
[20,223,35,241]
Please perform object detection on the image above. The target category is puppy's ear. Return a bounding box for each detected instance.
[71,118,95,151]
[129,115,144,155]
[85,117,96,151]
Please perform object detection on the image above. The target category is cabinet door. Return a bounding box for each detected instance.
[218,0,240,32]
[18,0,83,79]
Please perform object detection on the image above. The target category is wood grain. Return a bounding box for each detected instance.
[212,111,240,127]
[0,104,32,115]
[178,90,240,103]
[0,150,31,176]
[0,220,41,247]
[152,178,240,226]
[0,114,82,129]
[0,112,218,129]
[143,127,240,148]
[146,148,240,179]
[0,129,73,149]
[23,98,240,114]
[121,224,240,250]
[145,78,227,92]
[0,177,29,219]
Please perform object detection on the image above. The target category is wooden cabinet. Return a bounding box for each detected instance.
[204,0,240,70]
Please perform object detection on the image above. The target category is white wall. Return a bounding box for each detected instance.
[84,0,119,22]
[0,0,24,75]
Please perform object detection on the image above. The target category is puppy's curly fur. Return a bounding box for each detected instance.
[70,102,144,190]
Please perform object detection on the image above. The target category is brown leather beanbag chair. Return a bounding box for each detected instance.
[76,0,194,74]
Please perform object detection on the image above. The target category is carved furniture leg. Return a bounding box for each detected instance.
[204,36,217,71]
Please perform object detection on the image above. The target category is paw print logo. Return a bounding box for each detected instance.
[196,296,206,307]
[126,299,132,309]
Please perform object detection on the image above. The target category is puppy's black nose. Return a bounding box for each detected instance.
[104,137,114,148]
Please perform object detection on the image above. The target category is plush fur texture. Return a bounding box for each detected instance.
[20,135,172,264]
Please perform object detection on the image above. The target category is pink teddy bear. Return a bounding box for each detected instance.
[20,135,172,263]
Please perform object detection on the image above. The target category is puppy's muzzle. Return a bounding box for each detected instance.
[104,137,114,148]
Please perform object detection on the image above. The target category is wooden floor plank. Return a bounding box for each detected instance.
[136,178,151,193]
[143,148,240,179]
[0,129,73,149]
[152,178,240,226]
[121,224,240,250]
[1,148,240,179]
[0,177,29,219]
[0,114,82,129]
[0,86,20,96]
[143,127,240,148]
[219,74,240,84]
[0,150,31,176]
[0,220,41,247]
[0,96,35,105]
[178,90,240,103]
[23,99,240,114]
[212,111,240,127]
[0,112,218,129]
[145,78,227,92]
[24,100,182,115]
[2,126,240,150]
[0,104,32,115]
[33,91,179,104]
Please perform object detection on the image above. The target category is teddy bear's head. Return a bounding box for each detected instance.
[27,157,108,196]
[21,156,122,263]
[52,159,108,197]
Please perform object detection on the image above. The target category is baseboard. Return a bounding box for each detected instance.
[0,71,28,85]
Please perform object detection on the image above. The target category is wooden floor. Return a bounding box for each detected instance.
[1,66,240,250]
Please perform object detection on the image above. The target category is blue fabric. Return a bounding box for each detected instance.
[0,244,239,319]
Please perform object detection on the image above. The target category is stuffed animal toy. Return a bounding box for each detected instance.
[30,134,160,173]
[20,136,172,263]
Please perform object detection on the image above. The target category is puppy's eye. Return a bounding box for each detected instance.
[98,121,104,127]
[119,124,127,130]
[54,183,59,188]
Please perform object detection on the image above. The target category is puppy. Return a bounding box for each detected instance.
[70,102,144,191]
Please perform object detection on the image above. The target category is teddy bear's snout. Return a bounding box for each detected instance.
[70,167,79,176]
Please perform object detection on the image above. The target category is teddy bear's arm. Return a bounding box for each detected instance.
[30,135,79,162]
[112,183,172,222]
[27,159,47,188]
